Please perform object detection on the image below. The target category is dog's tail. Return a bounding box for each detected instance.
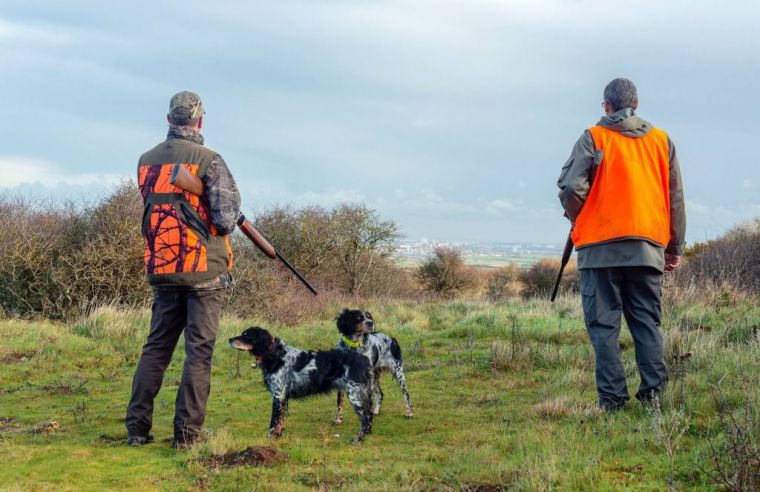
[390,337,402,360]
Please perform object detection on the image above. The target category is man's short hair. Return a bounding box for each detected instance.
[603,78,638,112]
[169,91,204,126]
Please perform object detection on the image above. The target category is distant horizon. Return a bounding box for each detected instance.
[1,1,758,247]
[0,178,755,247]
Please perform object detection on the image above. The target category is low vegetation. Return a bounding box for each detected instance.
[1,288,758,490]
[2,186,760,490]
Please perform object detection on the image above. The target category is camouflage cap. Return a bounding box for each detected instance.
[169,91,204,125]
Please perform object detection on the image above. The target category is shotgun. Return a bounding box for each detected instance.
[550,233,574,302]
[170,163,318,296]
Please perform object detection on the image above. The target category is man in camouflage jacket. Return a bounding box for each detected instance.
[126,91,241,447]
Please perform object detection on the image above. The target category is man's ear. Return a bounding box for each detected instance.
[167,114,172,125]
[197,115,203,130]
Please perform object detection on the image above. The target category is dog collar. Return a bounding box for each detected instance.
[255,339,278,361]
[342,336,363,348]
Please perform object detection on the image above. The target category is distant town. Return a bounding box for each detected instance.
[395,239,563,269]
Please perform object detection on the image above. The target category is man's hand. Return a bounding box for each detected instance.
[664,254,681,272]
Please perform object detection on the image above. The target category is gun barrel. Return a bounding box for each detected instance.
[236,215,277,259]
[276,252,319,296]
[169,163,317,295]
[550,233,574,302]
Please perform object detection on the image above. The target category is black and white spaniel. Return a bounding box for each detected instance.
[229,326,374,442]
[333,309,413,425]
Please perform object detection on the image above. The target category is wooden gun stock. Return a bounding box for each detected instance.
[170,163,204,196]
[169,163,318,295]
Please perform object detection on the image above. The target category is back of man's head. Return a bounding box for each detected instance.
[603,78,638,112]
[168,91,204,126]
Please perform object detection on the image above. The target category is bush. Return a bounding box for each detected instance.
[251,204,401,297]
[486,264,526,301]
[0,182,149,319]
[521,258,578,299]
[0,186,408,322]
[680,219,760,295]
[417,246,476,298]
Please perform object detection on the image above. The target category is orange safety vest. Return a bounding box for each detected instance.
[572,125,671,249]
[137,138,233,286]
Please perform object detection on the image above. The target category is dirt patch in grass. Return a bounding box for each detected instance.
[98,434,124,443]
[194,446,284,469]
[0,416,20,432]
[40,378,89,395]
[40,384,76,395]
[461,484,509,491]
[1,351,33,363]
[30,420,64,434]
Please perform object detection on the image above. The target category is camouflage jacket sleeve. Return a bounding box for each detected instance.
[557,130,597,222]
[666,138,687,255]
[202,154,241,235]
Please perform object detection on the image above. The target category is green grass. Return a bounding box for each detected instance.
[1,295,759,491]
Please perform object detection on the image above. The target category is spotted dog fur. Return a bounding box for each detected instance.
[229,327,374,442]
[333,309,413,425]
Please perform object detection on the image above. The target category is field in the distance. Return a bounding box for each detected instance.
[1,294,758,491]
[395,254,547,269]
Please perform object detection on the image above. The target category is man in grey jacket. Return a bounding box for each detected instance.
[557,78,686,411]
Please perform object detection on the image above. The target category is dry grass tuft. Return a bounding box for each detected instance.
[532,398,573,420]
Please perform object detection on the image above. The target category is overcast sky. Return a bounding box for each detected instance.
[1,0,758,244]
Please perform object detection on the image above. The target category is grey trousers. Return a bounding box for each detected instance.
[125,287,227,440]
[580,267,668,408]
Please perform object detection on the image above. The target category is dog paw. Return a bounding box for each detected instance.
[268,429,283,438]
[405,412,414,419]
[333,418,344,425]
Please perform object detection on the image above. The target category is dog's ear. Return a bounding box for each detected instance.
[336,309,353,337]
[248,327,274,356]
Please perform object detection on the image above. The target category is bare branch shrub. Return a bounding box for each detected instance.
[0,188,407,321]
[647,396,690,491]
[681,219,760,295]
[486,264,526,301]
[521,258,579,298]
[417,246,476,298]
[0,182,148,318]
[703,376,760,491]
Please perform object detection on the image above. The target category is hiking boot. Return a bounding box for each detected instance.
[599,399,626,413]
[127,434,155,446]
[636,388,665,405]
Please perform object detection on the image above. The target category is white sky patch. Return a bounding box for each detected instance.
[0,157,125,188]
[0,17,70,44]
[686,200,709,215]
[297,188,366,205]
[743,178,753,189]
[488,198,522,213]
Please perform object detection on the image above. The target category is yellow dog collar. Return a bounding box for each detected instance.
[341,336,363,348]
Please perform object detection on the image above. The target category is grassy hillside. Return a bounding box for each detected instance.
[1,292,758,491]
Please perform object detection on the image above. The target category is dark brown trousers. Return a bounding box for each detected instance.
[125,287,227,440]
